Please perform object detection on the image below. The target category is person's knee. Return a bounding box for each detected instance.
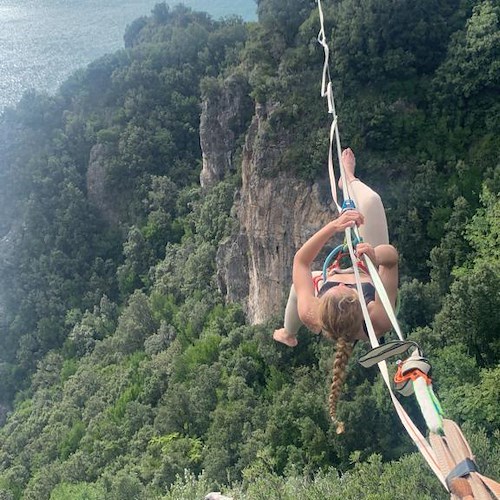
[364,190,382,207]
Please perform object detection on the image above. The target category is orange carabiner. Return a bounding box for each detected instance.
[394,364,433,386]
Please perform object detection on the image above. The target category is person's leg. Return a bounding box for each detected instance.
[273,284,301,347]
[274,269,325,346]
[349,180,389,246]
[341,148,389,246]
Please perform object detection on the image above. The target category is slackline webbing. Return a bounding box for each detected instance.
[315,0,448,489]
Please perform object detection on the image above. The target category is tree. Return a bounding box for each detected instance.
[257,0,317,46]
[434,186,500,366]
[114,291,158,353]
[50,482,106,500]
[117,226,154,296]
[331,0,470,85]
[434,0,500,101]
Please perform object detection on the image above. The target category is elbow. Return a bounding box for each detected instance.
[376,244,398,267]
[293,251,308,269]
[387,245,399,265]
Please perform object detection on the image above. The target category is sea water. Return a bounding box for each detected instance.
[0,0,257,111]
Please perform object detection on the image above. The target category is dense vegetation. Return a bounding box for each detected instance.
[0,0,498,498]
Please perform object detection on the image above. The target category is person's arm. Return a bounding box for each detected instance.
[293,211,365,328]
[373,244,399,308]
[357,243,399,334]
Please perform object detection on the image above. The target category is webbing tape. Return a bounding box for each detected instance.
[446,458,478,489]
[316,0,448,489]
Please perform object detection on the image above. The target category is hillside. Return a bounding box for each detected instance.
[0,1,498,498]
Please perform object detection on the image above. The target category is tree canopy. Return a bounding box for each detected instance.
[0,0,498,498]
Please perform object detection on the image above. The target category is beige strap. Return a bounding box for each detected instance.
[429,420,500,499]
[316,0,448,489]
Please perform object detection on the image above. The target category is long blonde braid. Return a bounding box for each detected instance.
[329,336,354,434]
[319,292,361,434]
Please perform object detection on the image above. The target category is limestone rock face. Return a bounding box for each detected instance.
[199,74,253,188]
[215,101,336,324]
[216,232,250,305]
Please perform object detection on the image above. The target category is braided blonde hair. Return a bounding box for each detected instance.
[319,292,361,433]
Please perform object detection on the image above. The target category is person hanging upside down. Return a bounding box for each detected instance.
[273,147,399,432]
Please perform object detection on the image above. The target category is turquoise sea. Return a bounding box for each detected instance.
[0,0,257,111]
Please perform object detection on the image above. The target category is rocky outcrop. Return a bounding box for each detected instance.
[214,100,336,324]
[215,232,250,305]
[199,74,253,188]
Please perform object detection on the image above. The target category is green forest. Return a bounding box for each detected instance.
[0,0,498,498]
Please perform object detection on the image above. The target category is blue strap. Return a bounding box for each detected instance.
[321,234,364,280]
[322,244,343,280]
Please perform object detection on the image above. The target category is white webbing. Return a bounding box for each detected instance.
[316,0,448,489]
[317,0,341,211]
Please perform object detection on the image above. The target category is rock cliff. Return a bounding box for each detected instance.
[199,74,253,188]
[201,77,336,324]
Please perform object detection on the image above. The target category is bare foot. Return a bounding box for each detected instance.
[273,328,298,347]
[338,148,357,189]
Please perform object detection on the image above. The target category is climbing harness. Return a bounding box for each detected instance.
[312,234,369,294]
[312,237,371,295]
[321,236,368,278]
[315,1,500,497]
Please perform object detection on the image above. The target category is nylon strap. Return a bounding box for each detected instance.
[316,0,448,490]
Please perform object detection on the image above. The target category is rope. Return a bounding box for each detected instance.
[315,0,448,489]
[317,0,343,211]
[316,4,500,497]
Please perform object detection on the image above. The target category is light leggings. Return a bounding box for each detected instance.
[283,179,389,335]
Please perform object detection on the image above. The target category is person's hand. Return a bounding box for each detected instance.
[356,242,376,265]
[333,210,364,231]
